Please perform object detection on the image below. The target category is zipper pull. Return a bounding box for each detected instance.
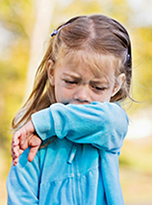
[67,144,77,164]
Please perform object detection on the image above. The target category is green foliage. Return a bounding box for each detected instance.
[0,52,28,152]
[0,0,34,36]
[54,0,130,26]
[0,0,32,153]
[133,27,152,102]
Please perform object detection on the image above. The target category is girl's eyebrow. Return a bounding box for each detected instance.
[62,72,81,78]
[90,79,109,85]
[62,72,110,84]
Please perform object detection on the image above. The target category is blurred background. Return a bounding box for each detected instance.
[0,0,152,204]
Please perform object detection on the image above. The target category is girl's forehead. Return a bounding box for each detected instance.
[58,49,120,77]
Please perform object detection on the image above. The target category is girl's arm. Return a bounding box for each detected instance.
[31,102,128,151]
[12,102,129,165]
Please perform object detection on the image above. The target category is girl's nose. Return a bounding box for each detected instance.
[74,85,91,103]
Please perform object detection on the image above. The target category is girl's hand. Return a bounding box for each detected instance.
[12,120,42,166]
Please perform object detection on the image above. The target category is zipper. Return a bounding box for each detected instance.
[75,169,81,205]
[67,143,81,204]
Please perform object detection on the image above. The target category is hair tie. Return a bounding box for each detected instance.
[50,23,70,37]
[127,54,130,62]
[50,29,58,37]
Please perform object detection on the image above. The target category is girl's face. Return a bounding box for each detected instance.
[48,54,124,105]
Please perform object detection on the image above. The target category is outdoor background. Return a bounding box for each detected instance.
[0,0,152,204]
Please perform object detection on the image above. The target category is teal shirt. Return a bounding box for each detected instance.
[7,102,129,205]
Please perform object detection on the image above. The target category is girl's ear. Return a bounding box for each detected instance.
[112,73,126,96]
[47,60,55,86]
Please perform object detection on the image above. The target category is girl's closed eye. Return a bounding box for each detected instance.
[93,86,106,90]
[65,80,78,84]
[91,84,108,91]
[62,78,80,88]
[62,75,80,86]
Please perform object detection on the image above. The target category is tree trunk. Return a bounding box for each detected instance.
[25,0,56,97]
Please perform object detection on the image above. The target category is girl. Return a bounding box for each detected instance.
[7,14,132,204]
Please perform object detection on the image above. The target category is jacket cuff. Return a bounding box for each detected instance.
[31,108,55,141]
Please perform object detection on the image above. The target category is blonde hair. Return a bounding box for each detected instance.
[12,14,132,130]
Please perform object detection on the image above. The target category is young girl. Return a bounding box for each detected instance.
[7,14,132,205]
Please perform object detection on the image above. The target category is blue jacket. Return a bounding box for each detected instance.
[7,102,129,205]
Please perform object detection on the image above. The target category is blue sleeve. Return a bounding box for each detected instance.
[100,151,124,204]
[7,148,40,205]
[31,102,129,152]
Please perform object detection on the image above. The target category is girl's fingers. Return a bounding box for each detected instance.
[28,135,42,162]
[11,140,24,159]
[12,148,23,166]
[11,146,20,166]
[19,149,23,155]
[12,131,20,146]
[13,157,19,166]
[12,123,30,146]
[11,145,19,157]
[19,140,28,150]
[11,121,36,166]
[28,146,40,162]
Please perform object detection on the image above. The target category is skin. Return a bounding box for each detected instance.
[48,57,124,104]
[12,55,125,166]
